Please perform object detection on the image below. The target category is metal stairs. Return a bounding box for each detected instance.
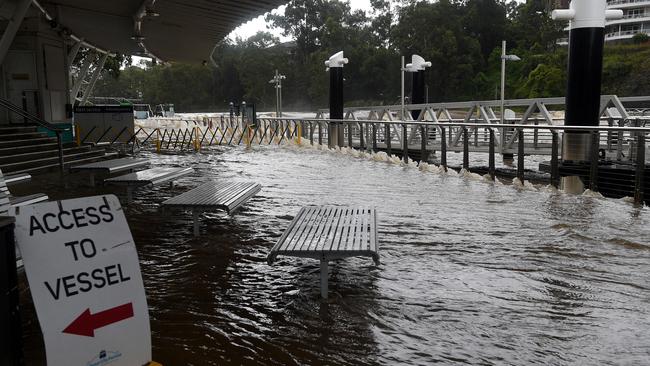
[0,125,117,174]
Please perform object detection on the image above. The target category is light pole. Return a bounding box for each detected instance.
[500,40,520,156]
[269,70,286,117]
[500,40,521,125]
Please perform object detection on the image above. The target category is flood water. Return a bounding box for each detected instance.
[19,143,650,365]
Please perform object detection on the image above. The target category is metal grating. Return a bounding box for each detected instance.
[268,206,379,265]
[162,181,261,213]
[105,167,193,186]
[70,158,150,173]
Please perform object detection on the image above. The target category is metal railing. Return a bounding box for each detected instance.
[0,97,68,170]
[131,115,649,205]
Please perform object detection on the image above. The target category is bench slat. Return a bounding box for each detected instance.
[106,167,193,186]
[303,206,334,253]
[268,205,379,264]
[162,181,261,214]
[71,158,150,173]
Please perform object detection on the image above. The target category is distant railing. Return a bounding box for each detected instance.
[0,97,68,170]
[131,115,650,205]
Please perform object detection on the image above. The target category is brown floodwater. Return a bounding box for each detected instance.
[18,144,650,365]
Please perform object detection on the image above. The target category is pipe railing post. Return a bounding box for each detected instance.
[440,126,447,171]
[488,129,495,180]
[348,123,353,148]
[420,125,427,162]
[517,129,525,183]
[462,127,469,170]
[359,122,364,150]
[551,131,560,188]
[372,123,377,152]
[634,133,646,205]
[590,131,600,191]
[385,123,391,156]
[318,123,323,146]
[402,123,408,163]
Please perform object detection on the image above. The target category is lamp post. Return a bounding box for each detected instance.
[500,40,520,159]
[268,70,286,117]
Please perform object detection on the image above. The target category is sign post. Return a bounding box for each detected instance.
[11,195,151,366]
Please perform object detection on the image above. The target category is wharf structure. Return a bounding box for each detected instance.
[0,0,285,174]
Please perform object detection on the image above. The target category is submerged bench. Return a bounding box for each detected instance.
[267,206,379,298]
[0,170,47,207]
[162,181,261,236]
[71,158,150,186]
[105,167,193,202]
[5,172,30,185]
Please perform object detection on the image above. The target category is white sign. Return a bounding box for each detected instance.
[11,195,151,366]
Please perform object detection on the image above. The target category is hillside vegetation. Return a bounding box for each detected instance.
[92,0,650,112]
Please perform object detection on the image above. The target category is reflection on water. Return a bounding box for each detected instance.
[20,144,650,365]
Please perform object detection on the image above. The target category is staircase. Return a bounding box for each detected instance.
[0,125,117,174]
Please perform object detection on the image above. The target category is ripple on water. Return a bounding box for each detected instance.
[20,144,650,365]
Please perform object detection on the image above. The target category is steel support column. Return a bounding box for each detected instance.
[0,0,32,65]
[81,53,108,105]
[70,52,95,103]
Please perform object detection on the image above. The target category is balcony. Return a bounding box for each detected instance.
[608,13,650,25]
[605,29,649,40]
[608,0,650,8]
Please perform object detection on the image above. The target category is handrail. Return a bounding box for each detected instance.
[0,97,67,132]
[257,117,650,132]
[0,97,68,170]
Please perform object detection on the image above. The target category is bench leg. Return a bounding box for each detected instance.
[193,210,200,237]
[89,173,95,187]
[320,260,328,299]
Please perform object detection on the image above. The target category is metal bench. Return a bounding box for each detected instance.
[105,167,193,202]
[4,172,30,185]
[0,170,47,207]
[162,181,261,236]
[70,157,150,186]
[267,206,379,298]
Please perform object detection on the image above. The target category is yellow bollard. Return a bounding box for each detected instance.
[194,127,200,151]
[75,125,81,146]
[155,129,161,153]
[297,124,302,145]
[245,126,251,148]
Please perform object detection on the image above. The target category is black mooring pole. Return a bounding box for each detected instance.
[326,51,348,148]
[411,71,425,120]
[407,55,431,121]
[552,0,622,192]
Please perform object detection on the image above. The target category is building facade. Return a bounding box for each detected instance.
[605,0,650,41]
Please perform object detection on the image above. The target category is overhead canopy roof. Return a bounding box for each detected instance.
[39,0,286,62]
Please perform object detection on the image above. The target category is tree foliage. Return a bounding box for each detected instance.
[92,0,650,112]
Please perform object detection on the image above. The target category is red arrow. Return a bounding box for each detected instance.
[63,303,134,337]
